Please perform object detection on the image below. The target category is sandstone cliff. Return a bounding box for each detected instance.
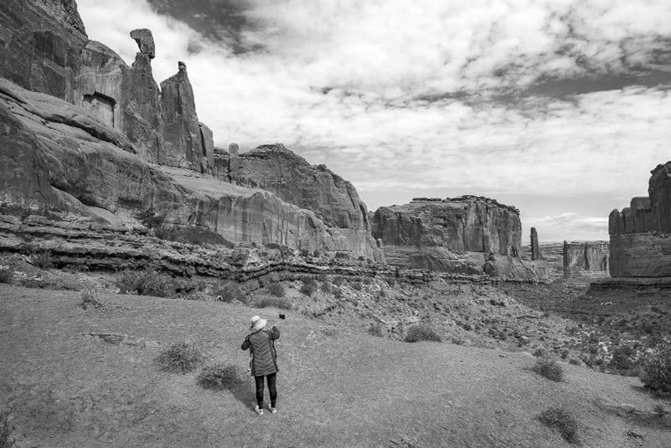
[562,241,609,276]
[0,0,383,261]
[609,161,671,277]
[371,197,545,280]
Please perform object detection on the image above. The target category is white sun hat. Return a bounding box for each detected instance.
[249,315,267,333]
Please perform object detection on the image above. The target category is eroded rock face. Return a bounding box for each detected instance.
[563,241,609,275]
[0,79,378,258]
[0,0,88,102]
[372,196,522,255]
[370,196,542,279]
[610,161,671,277]
[130,28,155,59]
[530,227,542,260]
[160,62,213,172]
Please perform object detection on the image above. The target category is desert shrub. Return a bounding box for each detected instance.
[404,324,442,343]
[320,281,331,293]
[569,358,581,366]
[155,342,204,373]
[253,296,293,310]
[351,281,362,291]
[537,407,579,444]
[316,272,328,282]
[300,278,318,296]
[0,267,13,284]
[214,282,248,304]
[333,276,346,286]
[80,287,103,309]
[0,410,16,448]
[639,341,671,396]
[115,269,177,298]
[532,356,564,382]
[368,322,384,337]
[333,287,343,299]
[30,250,53,269]
[267,282,286,298]
[386,277,396,287]
[197,362,245,390]
[609,345,638,371]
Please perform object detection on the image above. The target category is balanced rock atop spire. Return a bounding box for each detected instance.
[130,28,155,59]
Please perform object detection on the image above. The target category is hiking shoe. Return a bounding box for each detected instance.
[268,404,277,414]
[254,405,263,416]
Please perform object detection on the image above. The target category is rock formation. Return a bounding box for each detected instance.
[0,0,88,103]
[160,62,213,172]
[610,161,671,277]
[530,227,542,260]
[371,196,546,280]
[562,241,609,276]
[0,0,382,261]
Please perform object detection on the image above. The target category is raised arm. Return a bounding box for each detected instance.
[241,335,250,351]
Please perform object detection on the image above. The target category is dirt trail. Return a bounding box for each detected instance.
[1,284,669,447]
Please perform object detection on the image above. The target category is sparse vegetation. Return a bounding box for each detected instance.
[368,322,384,337]
[300,278,318,296]
[639,341,671,396]
[351,281,362,291]
[80,287,103,309]
[531,356,564,382]
[213,282,248,304]
[320,281,331,293]
[404,324,442,343]
[155,342,204,373]
[0,267,13,284]
[267,282,286,298]
[115,269,177,298]
[30,250,53,268]
[0,410,16,448]
[253,296,293,310]
[537,407,580,445]
[197,362,245,390]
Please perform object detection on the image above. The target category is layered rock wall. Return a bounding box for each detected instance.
[610,161,671,277]
[371,197,545,279]
[0,0,87,102]
[562,241,609,275]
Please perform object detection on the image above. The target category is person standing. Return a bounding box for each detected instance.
[241,315,280,415]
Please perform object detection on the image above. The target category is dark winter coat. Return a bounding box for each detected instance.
[241,326,280,377]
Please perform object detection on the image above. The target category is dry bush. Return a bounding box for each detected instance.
[267,282,286,298]
[532,356,564,382]
[197,362,245,390]
[0,267,13,284]
[300,278,318,296]
[80,287,103,309]
[115,269,177,298]
[639,341,671,396]
[368,322,384,337]
[253,296,293,310]
[351,281,363,291]
[404,324,442,343]
[538,407,580,444]
[155,342,204,373]
[214,282,248,304]
[0,410,16,448]
[30,250,53,269]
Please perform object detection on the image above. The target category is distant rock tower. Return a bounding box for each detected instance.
[530,227,543,260]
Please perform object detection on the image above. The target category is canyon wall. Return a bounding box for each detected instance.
[609,162,671,277]
[371,197,546,279]
[0,0,382,260]
[563,241,609,276]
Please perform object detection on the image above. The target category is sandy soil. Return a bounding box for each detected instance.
[1,283,669,448]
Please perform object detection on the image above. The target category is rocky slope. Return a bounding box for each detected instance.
[371,197,547,280]
[609,162,671,277]
[0,0,382,261]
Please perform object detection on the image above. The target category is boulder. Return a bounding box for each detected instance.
[130,28,155,59]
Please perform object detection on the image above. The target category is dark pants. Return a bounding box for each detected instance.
[254,373,277,408]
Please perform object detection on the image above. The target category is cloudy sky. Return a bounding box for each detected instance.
[76,0,671,243]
